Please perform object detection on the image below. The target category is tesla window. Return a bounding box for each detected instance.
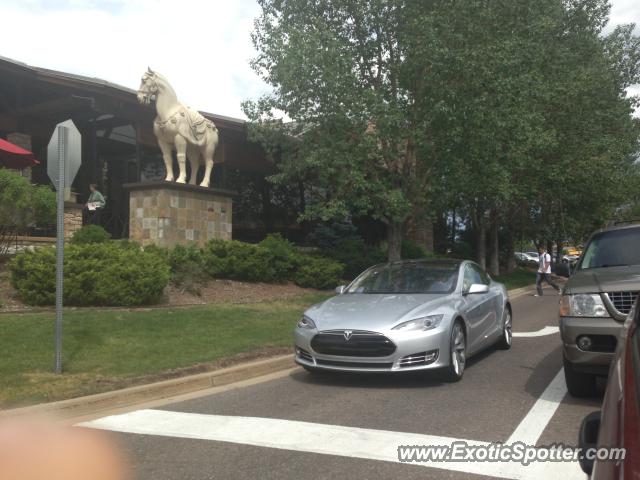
[580,228,640,269]
[347,263,459,294]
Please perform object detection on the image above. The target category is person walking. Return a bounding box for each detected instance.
[85,183,106,226]
[535,247,560,296]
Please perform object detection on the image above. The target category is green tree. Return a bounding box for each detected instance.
[244,0,434,261]
[533,2,640,252]
[0,169,55,255]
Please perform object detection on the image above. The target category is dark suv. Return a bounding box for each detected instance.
[560,223,640,397]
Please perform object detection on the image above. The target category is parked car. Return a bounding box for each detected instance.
[515,252,538,266]
[564,245,583,257]
[294,259,512,382]
[563,253,580,263]
[560,223,640,397]
[577,297,639,478]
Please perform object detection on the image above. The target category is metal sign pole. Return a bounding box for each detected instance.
[55,125,66,375]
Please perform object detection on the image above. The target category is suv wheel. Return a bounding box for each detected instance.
[563,356,597,397]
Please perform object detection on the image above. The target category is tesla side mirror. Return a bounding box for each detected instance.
[467,284,489,295]
[578,411,601,475]
[335,285,347,294]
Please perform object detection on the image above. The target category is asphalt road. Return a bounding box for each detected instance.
[81,285,603,480]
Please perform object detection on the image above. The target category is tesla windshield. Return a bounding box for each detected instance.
[347,263,459,294]
[580,228,640,269]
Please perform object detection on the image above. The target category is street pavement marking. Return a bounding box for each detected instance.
[513,326,559,337]
[507,369,567,445]
[79,407,582,480]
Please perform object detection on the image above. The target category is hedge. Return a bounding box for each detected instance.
[70,225,112,245]
[9,235,347,306]
[9,242,170,306]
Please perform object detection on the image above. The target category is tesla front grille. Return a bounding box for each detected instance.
[315,359,393,369]
[606,291,638,315]
[311,330,396,357]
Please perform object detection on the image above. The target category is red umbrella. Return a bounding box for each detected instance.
[0,138,40,169]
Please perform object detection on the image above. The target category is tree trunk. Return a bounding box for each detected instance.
[476,224,487,270]
[387,220,403,262]
[450,208,456,250]
[556,239,563,271]
[505,228,517,273]
[488,210,500,276]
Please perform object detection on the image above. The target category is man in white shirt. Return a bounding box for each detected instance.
[535,247,560,296]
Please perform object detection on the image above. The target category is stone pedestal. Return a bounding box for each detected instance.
[64,202,83,239]
[124,182,234,247]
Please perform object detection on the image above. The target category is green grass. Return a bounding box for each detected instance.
[0,293,330,408]
[495,267,536,290]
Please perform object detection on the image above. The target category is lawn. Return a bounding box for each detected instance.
[0,293,329,408]
[494,267,536,290]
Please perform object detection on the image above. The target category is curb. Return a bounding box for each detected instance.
[508,285,537,298]
[0,355,293,421]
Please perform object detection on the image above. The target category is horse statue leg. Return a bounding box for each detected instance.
[158,139,174,182]
[187,144,200,186]
[174,135,188,184]
[199,131,219,188]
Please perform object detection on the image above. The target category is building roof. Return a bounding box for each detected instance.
[0,55,248,130]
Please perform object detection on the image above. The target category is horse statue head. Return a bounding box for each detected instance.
[137,68,160,105]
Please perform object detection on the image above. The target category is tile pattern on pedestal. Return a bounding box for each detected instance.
[128,186,232,247]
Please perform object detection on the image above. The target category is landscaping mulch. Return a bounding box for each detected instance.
[165,279,321,306]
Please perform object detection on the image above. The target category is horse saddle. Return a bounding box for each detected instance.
[177,107,216,147]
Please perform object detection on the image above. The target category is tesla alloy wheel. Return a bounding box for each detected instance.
[497,308,513,350]
[446,321,466,382]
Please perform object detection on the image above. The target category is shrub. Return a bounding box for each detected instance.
[323,238,386,280]
[401,240,431,259]
[70,225,111,245]
[167,244,208,295]
[293,256,344,290]
[9,247,56,305]
[202,239,282,282]
[258,233,301,280]
[9,242,170,306]
[305,221,360,250]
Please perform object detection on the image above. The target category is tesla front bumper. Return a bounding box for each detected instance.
[294,326,451,373]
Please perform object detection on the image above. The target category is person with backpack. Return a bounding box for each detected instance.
[535,247,561,296]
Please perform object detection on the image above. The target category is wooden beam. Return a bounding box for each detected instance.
[13,96,90,117]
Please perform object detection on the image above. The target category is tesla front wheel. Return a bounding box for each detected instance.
[445,321,466,382]
[496,308,512,350]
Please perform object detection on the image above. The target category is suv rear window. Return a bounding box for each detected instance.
[580,228,640,269]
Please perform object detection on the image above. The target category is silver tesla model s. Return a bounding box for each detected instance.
[294,259,512,381]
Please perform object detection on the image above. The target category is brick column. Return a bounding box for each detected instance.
[63,202,83,240]
[124,182,235,247]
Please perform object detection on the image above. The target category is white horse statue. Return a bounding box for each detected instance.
[137,68,219,187]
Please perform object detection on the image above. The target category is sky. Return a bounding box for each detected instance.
[0,0,638,120]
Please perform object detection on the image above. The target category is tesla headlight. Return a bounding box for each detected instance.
[297,315,317,329]
[392,314,444,331]
[560,294,609,317]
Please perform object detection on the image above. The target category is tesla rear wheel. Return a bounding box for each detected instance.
[445,321,466,382]
[496,308,512,350]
